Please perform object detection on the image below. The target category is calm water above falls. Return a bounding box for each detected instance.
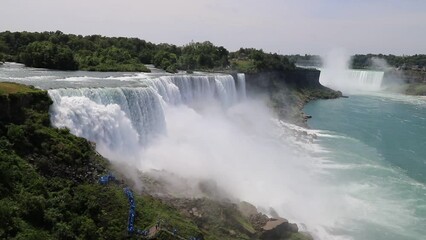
[304,94,426,240]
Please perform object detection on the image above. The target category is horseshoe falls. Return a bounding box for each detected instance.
[320,69,385,93]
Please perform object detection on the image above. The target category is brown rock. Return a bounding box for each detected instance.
[262,217,289,231]
[238,201,258,218]
[260,217,299,240]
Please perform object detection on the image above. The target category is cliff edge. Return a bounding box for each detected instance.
[244,68,342,126]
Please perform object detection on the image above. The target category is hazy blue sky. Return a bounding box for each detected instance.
[1,0,425,55]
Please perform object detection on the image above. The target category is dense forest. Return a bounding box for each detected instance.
[0,31,295,73]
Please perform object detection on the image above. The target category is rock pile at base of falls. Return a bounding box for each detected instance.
[238,201,312,240]
[115,168,314,240]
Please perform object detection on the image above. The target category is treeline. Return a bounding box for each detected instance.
[230,48,295,73]
[285,54,426,71]
[0,31,152,72]
[0,31,295,73]
[351,54,426,70]
[286,54,322,67]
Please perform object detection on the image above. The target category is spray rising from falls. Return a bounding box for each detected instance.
[319,49,385,93]
[48,73,387,240]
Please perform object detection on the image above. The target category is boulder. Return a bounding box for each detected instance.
[260,217,299,240]
[238,201,259,218]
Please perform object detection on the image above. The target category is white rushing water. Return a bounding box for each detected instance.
[46,72,337,239]
[6,63,418,240]
[318,49,386,94]
[320,69,384,93]
[49,87,166,147]
[47,70,373,240]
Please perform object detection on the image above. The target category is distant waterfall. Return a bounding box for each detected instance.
[48,73,245,150]
[237,73,246,100]
[320,69,384,92]
[346,70,384,90]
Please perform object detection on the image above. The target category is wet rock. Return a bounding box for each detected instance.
[260,217,298,240]
[189,207,202,218]
[238,201,258,218]
[249,213,269,231]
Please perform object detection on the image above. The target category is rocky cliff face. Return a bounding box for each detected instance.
[383,69,426,95]
[244,69,323,91]
[401,70,426,83]
[244,68,342,126]
[383,69,426,84]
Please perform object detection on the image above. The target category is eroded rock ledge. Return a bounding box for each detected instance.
[243,69,342,126]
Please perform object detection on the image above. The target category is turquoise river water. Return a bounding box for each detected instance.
[304,93,426,240]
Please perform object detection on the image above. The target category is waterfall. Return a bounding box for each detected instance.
[49,87,166,147]
[320,69,385,92]
[144,74,239,107]
[346,70,384,90]
[48,73,245,151]
[237,73,247,100]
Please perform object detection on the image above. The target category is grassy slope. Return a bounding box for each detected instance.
[0,82,40,95]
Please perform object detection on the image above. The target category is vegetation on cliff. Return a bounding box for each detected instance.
[0,83,312,239]
[0,85,203,239]
[0,82,41,95]
[0,31,294,73]
[244,70,342,126]
[406,83,426,96]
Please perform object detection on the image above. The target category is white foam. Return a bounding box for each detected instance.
[46,71,426,240]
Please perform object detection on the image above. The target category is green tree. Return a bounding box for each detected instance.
[154,50,178,72]
[20,41,78,70]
